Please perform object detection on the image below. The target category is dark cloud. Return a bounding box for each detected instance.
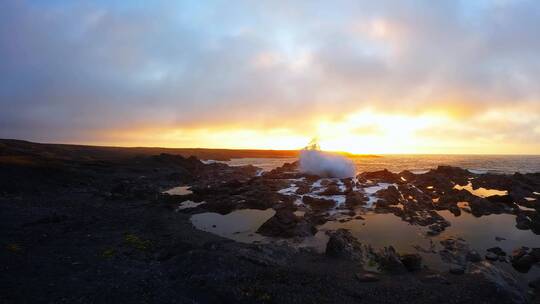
[0,0,539,149]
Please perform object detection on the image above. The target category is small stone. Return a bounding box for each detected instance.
[495,236,506,242]
[485,252,499,261]
[487,246,506,256]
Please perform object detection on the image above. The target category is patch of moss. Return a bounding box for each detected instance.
[124,233,151,251]
[6,243,23,253]
[101,248,116,258]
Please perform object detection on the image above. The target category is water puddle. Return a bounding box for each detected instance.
[176,200,205,211]
[189,205,539,289]
[163,186,193,196]
[453,182,507,198]
[190,209,275,243]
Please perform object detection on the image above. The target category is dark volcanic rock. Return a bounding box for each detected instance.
[325,229,363,261]
[466,250,482,263]
[399,254,422,272]
[375,186,401,205]
[345,191,366,208]
[487,247,506,256]
[374,246,407,274]
[257,208,316,238]
[449,264,466,275]
[303,196,336,211]
[320,183,342,195]
[515,213,531,230]
[360,169,401,183]
[511,254,536,273]
[511,247,539,273]
[530,277,540,291]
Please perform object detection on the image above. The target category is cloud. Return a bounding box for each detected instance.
[0,0,539,153]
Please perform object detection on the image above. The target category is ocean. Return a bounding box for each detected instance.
[222,155,540,174]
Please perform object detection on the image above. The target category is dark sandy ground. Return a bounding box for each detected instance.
[1,139,538,303]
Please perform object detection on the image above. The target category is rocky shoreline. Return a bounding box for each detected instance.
[1,142,539,303]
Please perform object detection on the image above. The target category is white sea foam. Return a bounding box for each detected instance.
[299,140,355,178]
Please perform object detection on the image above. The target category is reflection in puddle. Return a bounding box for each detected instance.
[190,209,275,243]
[437,210,540,287]
[317,213,432,253]
[437,211,538,252]
[163,186,192,195]
[189,205,539,288]
[453,182,507,198]
[176,200,205,211]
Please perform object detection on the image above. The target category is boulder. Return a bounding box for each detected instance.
[325,229,363,262]
[512,254,536,273]
[257,208,316,238]
[374,246,407,274]
[399,254,422,272]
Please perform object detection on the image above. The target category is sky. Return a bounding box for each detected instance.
[1,0,540,154]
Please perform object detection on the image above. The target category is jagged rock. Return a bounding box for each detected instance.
[345,191,366,208]
[257,208,316,238]
[360,169,401,183]
[374,246,407,274]
[303,196,335,211]
[325,229,362,261]
[376,186,401,205]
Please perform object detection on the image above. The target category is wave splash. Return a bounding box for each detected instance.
[299,139,356,178]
